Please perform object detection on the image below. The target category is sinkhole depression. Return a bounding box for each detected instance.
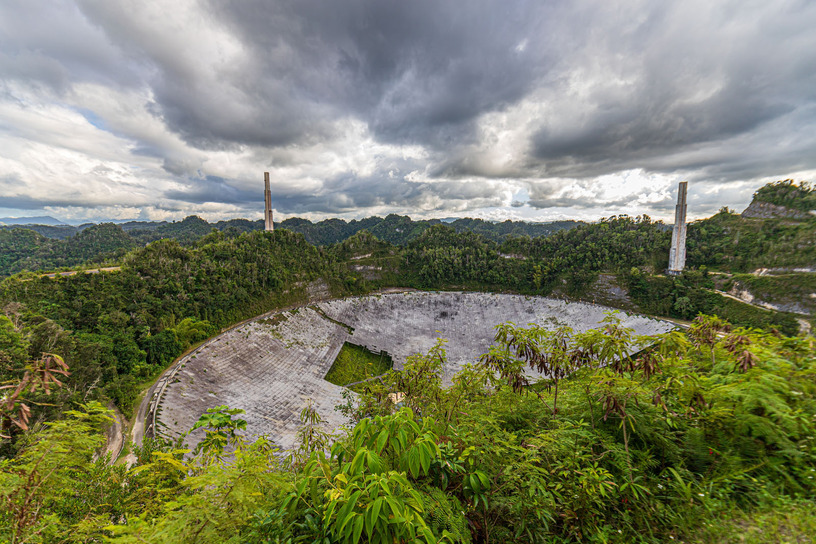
[151,291,674,451]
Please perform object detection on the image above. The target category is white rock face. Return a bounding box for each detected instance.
[155,292,674,452]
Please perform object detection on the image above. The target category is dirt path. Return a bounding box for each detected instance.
[709,288,774,312]
[93,403,128,464]
[42,266,120,278]
[102,403,127,461]
[124,376,166,466]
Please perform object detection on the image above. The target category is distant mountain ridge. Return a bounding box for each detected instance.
[0,214,582,243]
[0,215,67,226]
[1,179,811,278]
[0,214,583,277]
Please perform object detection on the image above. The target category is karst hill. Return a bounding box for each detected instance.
[741,179,816,219]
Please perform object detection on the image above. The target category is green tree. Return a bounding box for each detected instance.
[0,402,112,543]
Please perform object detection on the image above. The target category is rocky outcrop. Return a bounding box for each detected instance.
[726,283,813,316]
[753,267,816,275]
[741,200,813,220]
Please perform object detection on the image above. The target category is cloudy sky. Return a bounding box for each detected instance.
[1,0,815,224]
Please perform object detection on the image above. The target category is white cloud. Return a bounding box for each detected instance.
[0,0,814,224]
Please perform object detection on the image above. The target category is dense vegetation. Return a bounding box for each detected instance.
[0,229,46,275]
[0,215,579,278]
[0,230,353,432]
[1,317,814,542]
[0,224,137,277]
[0,224,78,240]
[686,208,816,271]
[0,179,813,541]
[324,342,393,386]
[397,219,803,334]
[0,203,809,438]
[623,268,800,335]
[1,180,813,284]
[402,226,533,291]
[715,272,816,315]
[125,215,216,246]
[751,179,816,213]
[396,215,670,296]
[281,215,581,246]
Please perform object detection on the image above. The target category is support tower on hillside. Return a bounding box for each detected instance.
[264,172,274,232]
[667,181,688,275]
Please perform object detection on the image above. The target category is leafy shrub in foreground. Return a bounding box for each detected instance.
[1,317,814,543]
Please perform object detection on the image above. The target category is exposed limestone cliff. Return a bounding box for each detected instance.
[741,200,813,220]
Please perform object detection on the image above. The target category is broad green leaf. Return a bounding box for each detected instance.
[476,470,489,488]
[419,446,431,475]
[372,496,383,525]
[408,448,420,479]
[353,515,364,543]
[351,449,367,475]
[310,475,319,504]
[337,508,356,537]
[376,429,388,453]
[321,458,332,481]
[365,502,375,540]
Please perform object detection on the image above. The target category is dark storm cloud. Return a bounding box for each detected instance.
[163,176,260,205]
[2,0,816,221]
[0,0,141,93]
[532,99,794,176]
[212,0,555,148]
[0,175,45,210]
[160,164,504,215]
[529,192,675,212]
[74,0,556,150]
[527,1,816,183]
[272,172,504,215]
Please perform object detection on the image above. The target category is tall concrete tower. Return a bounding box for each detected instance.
[667,181,688,275]
[263,172,274,232]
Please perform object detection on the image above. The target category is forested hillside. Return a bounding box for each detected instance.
[0,224,78,239]
[0,210,808,438]
[687,208,816,271]
[2,317,814,543]
[2,180,812,283]
[749,179,816,214]
[396,217,804,334]
[0,228,47,274]
[0,215,579,277]
[0,230,355,432]
[282,215,580,245]
[0,224,137,277]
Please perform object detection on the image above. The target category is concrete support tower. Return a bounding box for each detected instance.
[667,181,688,275]
[264,172,274,232]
